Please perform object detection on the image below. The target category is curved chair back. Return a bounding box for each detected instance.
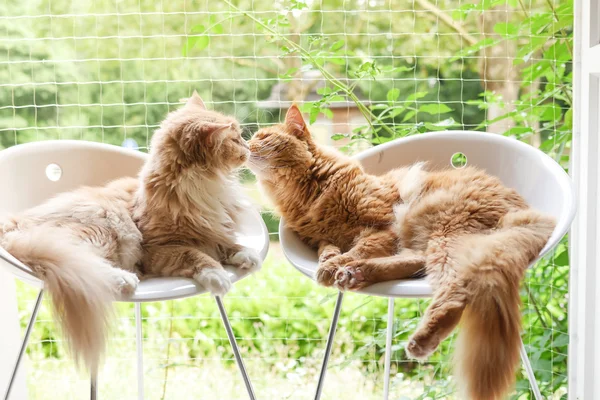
[0,141,145,285]
[280,131,576,297]
[356,131,575,258]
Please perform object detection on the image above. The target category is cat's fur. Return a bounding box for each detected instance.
[0,93,260,373]
[248,104,555,400]
[0,177,142,373]
[132,92,261,296]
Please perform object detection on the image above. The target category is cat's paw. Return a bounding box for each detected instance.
[333,265,365,291]
[112,269,140,295]
[227,248,262,271]
[316,256,349,287]
[405,334,438,361]
[194,268,231,296]
[318,248,340,264]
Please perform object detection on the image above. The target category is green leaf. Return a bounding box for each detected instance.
[190,24,207,34]
[309,106,320,124]
[328,57,346,66]
[402,110,416,122]
[331,134,348,141]
[505,127,533,136]
[554,249,570,266]
[449,38,501,61]
[330,39,345,51]
[424,118,460,130]
[493,22,519,37]
[212,24,224,34]
[182,36,199,56]
[418,103,453,115]
[564,108,573,129]
[541,103,563,122]
[316,87,333,96]
[388,107,407,118]
[406,91,429,102]
[195,36,210,51]
[387,88,400,103]
[278,67,298,80]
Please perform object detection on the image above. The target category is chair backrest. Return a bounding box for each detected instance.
[0,140,146,284]
[355,131,575,258]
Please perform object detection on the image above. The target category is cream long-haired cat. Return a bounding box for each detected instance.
[0,178,142,372]
[0,92,259,373]
[248,104,555,400]
[132,92,261,296]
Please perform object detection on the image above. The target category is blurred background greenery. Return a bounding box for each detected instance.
[3,0,571,398]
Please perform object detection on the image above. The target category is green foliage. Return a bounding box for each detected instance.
[5,0,572,397]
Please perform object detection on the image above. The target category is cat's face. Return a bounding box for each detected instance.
[152,92,249,173]
[247,105,313,181]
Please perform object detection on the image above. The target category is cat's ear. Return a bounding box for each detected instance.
[285,104,309,138]
[186,90,206,109]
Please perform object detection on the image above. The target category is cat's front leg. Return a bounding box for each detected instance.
[146,246,232,296]
[316,254,355,286]
[316,228,398,287]
[334,248,426,290]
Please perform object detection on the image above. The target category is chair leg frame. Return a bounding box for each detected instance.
[135,303,144,400]
[314,291,345,400]
[90,372,98,400]
[215,295,257,400]
[4,289,44,400]
[520,338,543,400]
[5,291,543,400]
[383,298,395,400]
[316,293,544,400]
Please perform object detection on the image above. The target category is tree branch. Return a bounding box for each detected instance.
[415,0,478,46]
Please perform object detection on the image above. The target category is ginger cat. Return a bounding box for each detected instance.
[248,104,555,400]
[133,92,261,296]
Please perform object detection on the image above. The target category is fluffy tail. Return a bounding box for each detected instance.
[2,226,119,373]
[455,210,555,400]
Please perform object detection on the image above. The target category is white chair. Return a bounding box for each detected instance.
[0,140,269,400]
[279,131,576,400]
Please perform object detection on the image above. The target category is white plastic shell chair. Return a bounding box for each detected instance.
[280,131,576,400]
[0,140,269,400]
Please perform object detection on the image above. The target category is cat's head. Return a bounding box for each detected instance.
[248,104,316,181]
[150,91,249,173]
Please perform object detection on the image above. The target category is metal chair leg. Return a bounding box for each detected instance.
[520,338,543,400]
[383,297,395,400]
[314,291,344,400]
[215,296,256,400]
[90,371,98,400]
[4,289,44,400]
[135,303,144,400]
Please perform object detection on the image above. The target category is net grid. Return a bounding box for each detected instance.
[2,0,570,398]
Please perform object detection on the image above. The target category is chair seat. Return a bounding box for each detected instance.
[0,140,270,301]
[127,204,269,302]
[128,267,254,302]
[279,131,575,299]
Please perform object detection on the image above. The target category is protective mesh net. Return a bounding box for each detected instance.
[2,0,571,398]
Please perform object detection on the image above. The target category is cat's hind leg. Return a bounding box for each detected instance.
[334,248,426,290]
[405,238,469,360]
[108,268,140,296]
[224,245,262,271]
[146,246,231,296]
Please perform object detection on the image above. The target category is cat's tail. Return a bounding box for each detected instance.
[454,209,555,400]
[1,226,121,373]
